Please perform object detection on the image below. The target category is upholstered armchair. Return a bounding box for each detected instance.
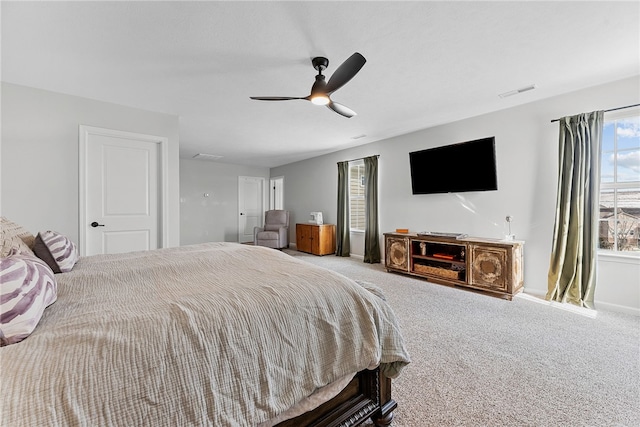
[254,210,290,249]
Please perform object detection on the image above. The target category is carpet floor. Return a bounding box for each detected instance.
[283,249,640,427]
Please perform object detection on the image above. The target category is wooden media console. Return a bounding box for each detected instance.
[384,232,524,300]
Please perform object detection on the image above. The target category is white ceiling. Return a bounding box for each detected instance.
[2,1,639,168]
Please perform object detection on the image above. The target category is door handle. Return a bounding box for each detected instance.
[90,221,105,228]
[240,213,244,215]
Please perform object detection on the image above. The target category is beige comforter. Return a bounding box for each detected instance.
[1,243,410,426]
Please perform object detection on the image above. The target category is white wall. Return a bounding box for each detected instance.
[1,83,181,247]
[271,76,640,314]
[180,158,270,245]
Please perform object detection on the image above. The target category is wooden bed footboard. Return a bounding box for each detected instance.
[276,367,396,427]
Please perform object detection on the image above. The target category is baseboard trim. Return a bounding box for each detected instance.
[521,288,639,317]
[289,242,363,260]
[516,293,597,318]
[593,301,640,316]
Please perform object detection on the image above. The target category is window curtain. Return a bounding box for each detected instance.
[336,161,350,257]
[363,156,381,264]
[546,111,604,310]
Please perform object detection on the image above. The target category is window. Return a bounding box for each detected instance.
[349,160,366,232]
[598,110,640,253]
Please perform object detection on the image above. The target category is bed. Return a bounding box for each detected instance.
[1,240,410,426]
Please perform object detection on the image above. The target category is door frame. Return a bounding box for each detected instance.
[78,125,170,256]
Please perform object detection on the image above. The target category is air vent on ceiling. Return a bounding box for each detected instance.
[498,84,537,98]
[193,153,223,161]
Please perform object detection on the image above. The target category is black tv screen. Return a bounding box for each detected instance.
[409,137,498,194]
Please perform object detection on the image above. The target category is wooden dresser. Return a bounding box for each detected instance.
[296,223,336,256]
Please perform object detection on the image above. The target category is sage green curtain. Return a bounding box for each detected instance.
[547,111,604,310]
[363,156,381,263]
[336,161,350,257]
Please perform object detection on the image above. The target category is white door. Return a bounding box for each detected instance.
[269,176,284,210]
[79,126,167,256]
[238,176,265,243]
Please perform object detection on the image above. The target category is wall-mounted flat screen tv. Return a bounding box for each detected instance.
[409,136,498,194]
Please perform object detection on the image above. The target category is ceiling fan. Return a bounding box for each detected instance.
[250,52,366,118]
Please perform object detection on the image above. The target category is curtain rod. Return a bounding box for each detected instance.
[337,154,380,164]
[550,103,640,123]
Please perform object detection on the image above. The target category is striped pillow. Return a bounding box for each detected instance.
[33,231,79,273]
[0,254,57,346]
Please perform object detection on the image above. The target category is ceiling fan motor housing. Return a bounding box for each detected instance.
[312,74,327,93]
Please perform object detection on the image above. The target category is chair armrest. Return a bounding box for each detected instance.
[278,226,288,246]
[253,226,264,244]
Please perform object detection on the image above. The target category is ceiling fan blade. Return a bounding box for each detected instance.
[250,96,306,101]
[325,52,366,94]
[327,101,357,118]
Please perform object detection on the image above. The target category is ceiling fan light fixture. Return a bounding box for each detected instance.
[310,94,330,105]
